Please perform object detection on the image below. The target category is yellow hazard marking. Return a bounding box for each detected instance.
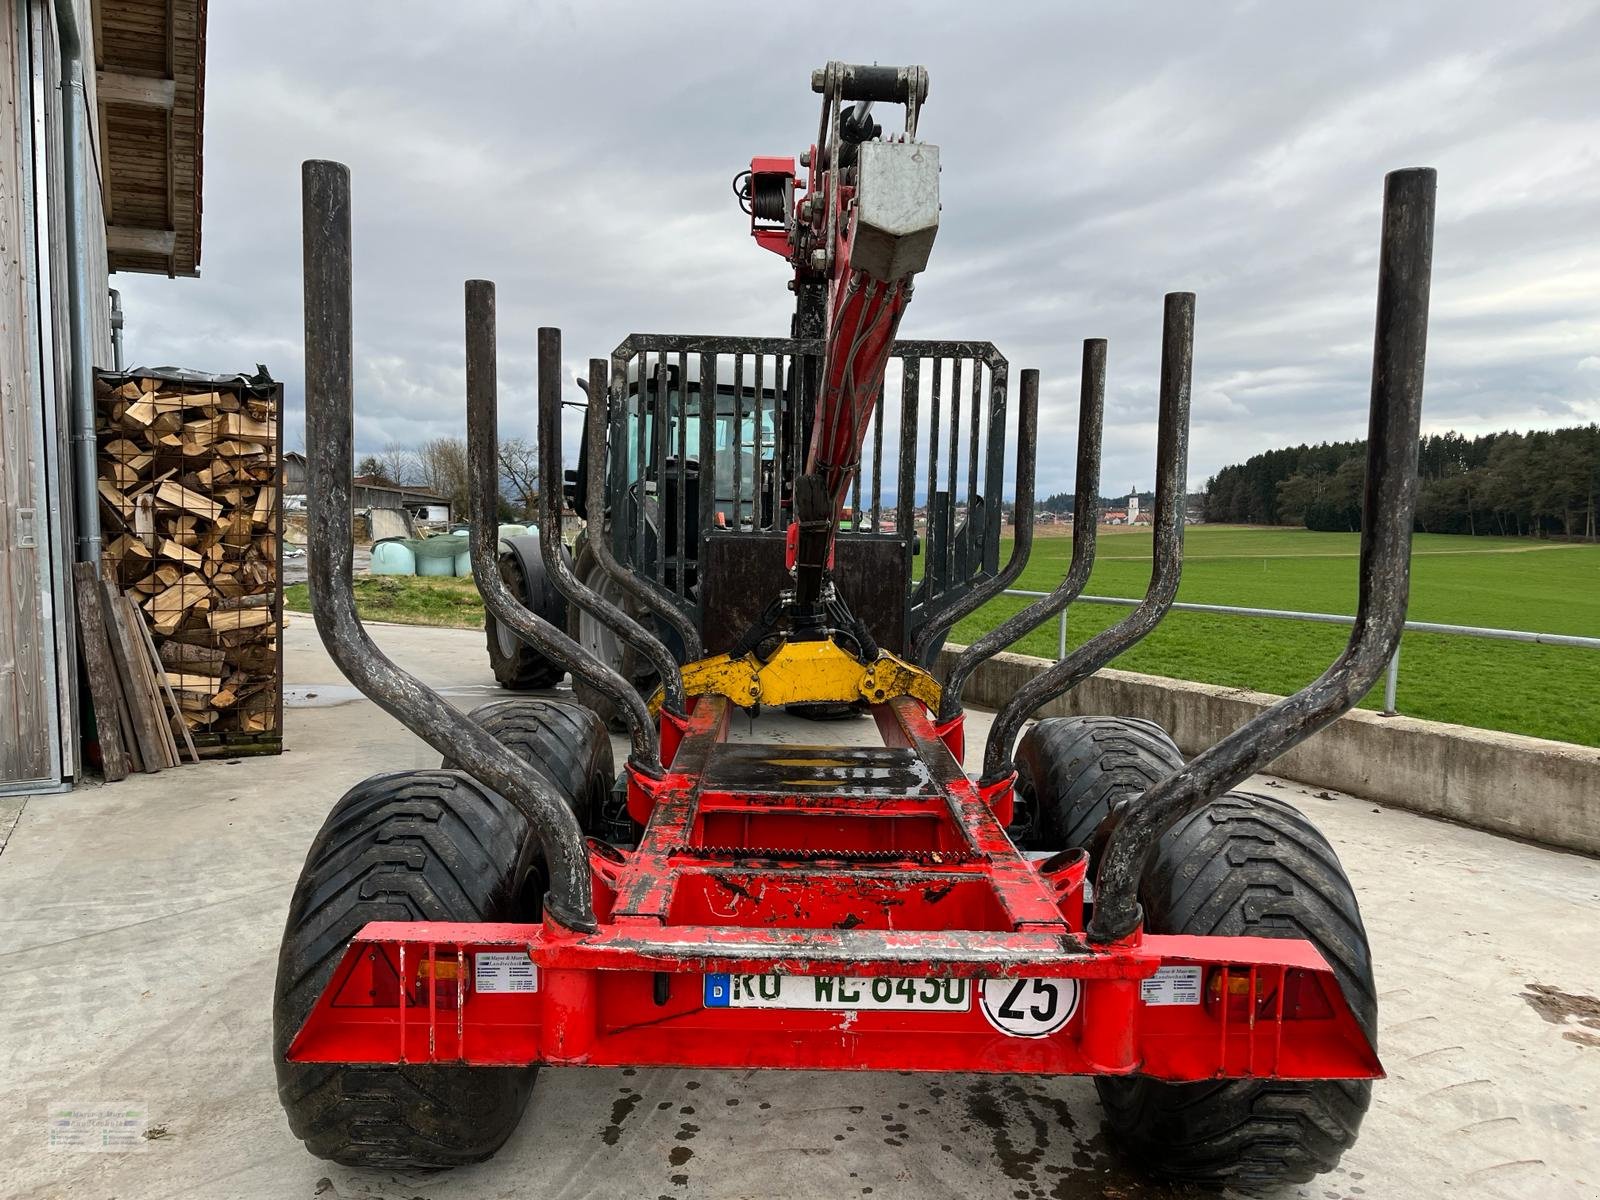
[649,637,942,715]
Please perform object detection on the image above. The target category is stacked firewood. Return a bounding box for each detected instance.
[95,370,282,747]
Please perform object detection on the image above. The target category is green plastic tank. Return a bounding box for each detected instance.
[413,534,460,577]
[369,538,416,576]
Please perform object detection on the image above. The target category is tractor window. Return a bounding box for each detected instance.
[620,383,777,515]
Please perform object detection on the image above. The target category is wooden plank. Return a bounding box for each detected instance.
[155,478,223,520]
[164,671,220,694]
[218,411,275,441]
[103,436,147,461]
[252,485,276,525]
[129,599,200,765]
[156,538,202,567]
[97,70,176,109]
[98,579,166,773]
[207,607,272,631]
[115,596,180,768]
[71,564,131,782]
[120,396,157,427]
[99,478,136,519]
[107,225,176,256]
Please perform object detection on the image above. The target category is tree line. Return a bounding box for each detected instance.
[356,437,540,521]
[1204,424,1600,538]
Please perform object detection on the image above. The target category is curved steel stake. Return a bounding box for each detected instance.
[907,368,1038,666]
[536,332,690,715]
[587,358,705,662]
[463,281,663,776]
[300,161,595,932]
[941,339,1106,719]
[982,295,1195,782]
[1088,168,1435,943]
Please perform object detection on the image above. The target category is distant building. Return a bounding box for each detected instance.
[352,475,452,523]
[286,454,452,522]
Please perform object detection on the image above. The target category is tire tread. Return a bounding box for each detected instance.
[273,771,541,1168]
[1095,791,1377,1188]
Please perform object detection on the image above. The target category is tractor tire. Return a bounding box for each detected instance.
[1011,715,1184,851]
[568,543,659,731]
[447,698,614,835]
[1094,791,1378,1189]
[273,770,544,1169]
[486,534,567,691]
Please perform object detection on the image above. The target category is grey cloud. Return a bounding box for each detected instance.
[116,0,1600,501]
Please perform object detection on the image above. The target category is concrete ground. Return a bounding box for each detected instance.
[2,620,1598,1200]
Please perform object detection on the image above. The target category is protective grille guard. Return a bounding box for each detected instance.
[593,334,1033,663]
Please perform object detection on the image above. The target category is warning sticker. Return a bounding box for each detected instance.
[1140,965,1203,1007]
[474,952,538,994]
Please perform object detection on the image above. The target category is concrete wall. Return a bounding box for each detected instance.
[938,645,1600,857]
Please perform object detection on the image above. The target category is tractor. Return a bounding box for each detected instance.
[275,62,1434,1190]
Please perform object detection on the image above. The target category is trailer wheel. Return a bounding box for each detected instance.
[1012,715,1183,850]
[568,543,658,731]
[273,770,545,1168]
[1095,791,1377,1188]
[486,535,567,691]
[449,698,614,835]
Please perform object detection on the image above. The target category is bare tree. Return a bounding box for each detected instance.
[498,438,540,519]
[371,437,545,520]
[377,442,419,487]
[416,437,470,514]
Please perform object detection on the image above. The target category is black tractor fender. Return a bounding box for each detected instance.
[500,531,569,628]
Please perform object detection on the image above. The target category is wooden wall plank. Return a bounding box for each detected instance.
[99,579,165,773]
[70,564,131,780]
[0,0,58,786]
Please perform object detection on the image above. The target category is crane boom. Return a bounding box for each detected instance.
[740,62,939,604]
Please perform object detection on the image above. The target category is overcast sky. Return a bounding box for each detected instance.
[116,0,1600,501]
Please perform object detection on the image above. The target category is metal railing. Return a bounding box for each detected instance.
[994,588,1600,717]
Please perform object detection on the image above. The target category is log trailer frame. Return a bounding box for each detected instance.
[276,63,1435,1188]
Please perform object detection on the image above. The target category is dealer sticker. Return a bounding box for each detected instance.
[1140,965,1203,1006]
[474,951,538,994]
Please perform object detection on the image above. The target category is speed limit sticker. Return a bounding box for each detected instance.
[979,977,1081,1038]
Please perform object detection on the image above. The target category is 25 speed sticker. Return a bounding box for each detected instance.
[979,976,1081,1037]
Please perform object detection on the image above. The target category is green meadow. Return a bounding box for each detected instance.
[951,527,1600,746]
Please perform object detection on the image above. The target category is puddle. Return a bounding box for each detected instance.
[284,685,366,708]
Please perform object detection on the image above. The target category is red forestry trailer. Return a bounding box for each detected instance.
[275,62,1434,1189]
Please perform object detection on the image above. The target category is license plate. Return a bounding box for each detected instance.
[703,973,971,1012]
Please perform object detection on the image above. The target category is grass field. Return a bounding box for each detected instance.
[284,576,485,629]
[951,526,1600,746]
[285,526,1600,746]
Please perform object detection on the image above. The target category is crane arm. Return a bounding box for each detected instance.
[740,62,939,603]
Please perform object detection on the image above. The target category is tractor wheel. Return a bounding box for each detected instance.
[568,544,658,731]
[1011,715,1184,851]
[273,770,546,1168]
[448,698,614,835]
[486,535,567,691]
[1094,791,1377,1189]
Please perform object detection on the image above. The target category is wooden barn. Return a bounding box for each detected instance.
[0,0,207,794]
